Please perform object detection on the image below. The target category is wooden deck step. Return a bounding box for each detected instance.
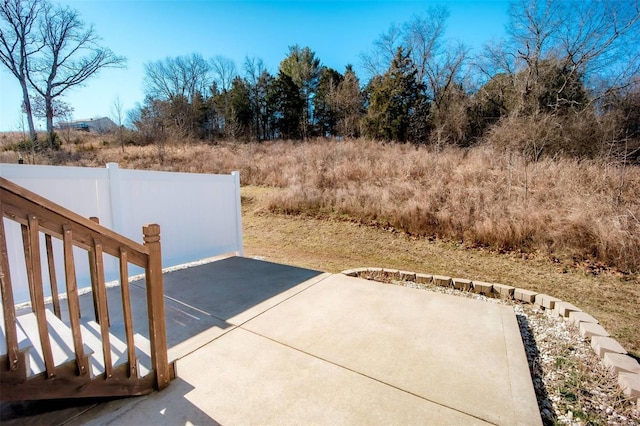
[80,320,137,378]
[0,314,32,357]
[80,322,153,379]
[16,310,94,377]
[3,308,154,380]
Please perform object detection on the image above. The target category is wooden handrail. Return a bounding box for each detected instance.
[1,177,148,267]
[0,177,170,399]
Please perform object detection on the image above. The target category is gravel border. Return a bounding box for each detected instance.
[347,269,640,426]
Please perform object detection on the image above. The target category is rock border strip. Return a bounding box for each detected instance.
[341,267,640,406]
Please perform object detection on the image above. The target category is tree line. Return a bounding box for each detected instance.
[2,0,639,162]
[129,0,639,162]
[128,49,363,143]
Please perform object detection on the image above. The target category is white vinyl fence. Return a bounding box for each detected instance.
[1,163,243,303]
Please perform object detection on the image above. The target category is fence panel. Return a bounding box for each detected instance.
[0,163,243,303]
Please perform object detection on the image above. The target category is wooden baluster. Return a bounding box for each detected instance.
[62,225,89,376]
[93,238,113,378]
[44,235,61,319]
[143,224,169,390]
[20,225,36,311]
[0,201,20,373]
[87,217,100,322]
[26,215,56,378]
[119,247,137,378]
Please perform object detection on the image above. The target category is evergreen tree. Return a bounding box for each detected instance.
[314,67,343,137]
[270,71,304,140]
[227,77,253,141]
[256,70,275,140]
[279,45,321,140]
[210,82,227,138]
[364,48,424,142]
[332,65,364,138]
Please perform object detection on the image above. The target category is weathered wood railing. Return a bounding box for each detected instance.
[0,177,170,400]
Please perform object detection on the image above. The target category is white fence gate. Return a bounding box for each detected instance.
[1,163,243,303]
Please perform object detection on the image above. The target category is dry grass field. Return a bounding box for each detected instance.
[1,132,639,354]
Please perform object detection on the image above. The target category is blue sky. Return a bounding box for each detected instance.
[0,0,510,132]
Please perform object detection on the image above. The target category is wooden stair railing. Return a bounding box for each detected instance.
[0,177,171,401]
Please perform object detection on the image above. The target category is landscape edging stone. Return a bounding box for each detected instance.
[341,266,637,402]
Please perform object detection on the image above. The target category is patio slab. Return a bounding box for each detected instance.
[2,257,541,425]
[72,328,491,425]
[243,274,540,425]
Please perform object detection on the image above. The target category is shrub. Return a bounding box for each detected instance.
[2,138,35,153]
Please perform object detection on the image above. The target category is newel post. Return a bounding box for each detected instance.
[143,224,170,390]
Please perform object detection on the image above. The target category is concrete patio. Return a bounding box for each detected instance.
[2,256,542,425]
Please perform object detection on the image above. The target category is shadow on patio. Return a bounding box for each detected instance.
[1,256,326,425]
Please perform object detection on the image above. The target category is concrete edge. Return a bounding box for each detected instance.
[500,308,544,425]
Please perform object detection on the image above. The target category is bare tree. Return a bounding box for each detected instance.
[144,53,210,102]
[56,101,74,144]
[400,8,470,111]
[210,55,237,92]
[556,0,639,81]
[111,96,125,151]
[0,0,45,142]
[244,55,268,139]
[27,93,73,148]
[473,39,517,90]
[359,22,402,79]
[402,7,449,84]
[142,54,211,139]
[360,7,461,89]
[30,94,72,121]
[504,0,640,113]
[243,56,266,85]
[25,3,125,147]
[475,0,640,162]
[360,7,469,113]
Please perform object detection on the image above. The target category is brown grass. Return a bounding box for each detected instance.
[2,135,639,274]
[255,140,640,274]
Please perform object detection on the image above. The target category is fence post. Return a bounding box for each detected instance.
[231,171,244,256]
[143,224,170,390]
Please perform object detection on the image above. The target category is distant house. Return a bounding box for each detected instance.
[56,117,117,134]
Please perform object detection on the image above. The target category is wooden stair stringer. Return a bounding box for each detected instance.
[0,360,157,401]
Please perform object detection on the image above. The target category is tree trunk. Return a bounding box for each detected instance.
[44,94,56,149]
[19,79,37,142]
